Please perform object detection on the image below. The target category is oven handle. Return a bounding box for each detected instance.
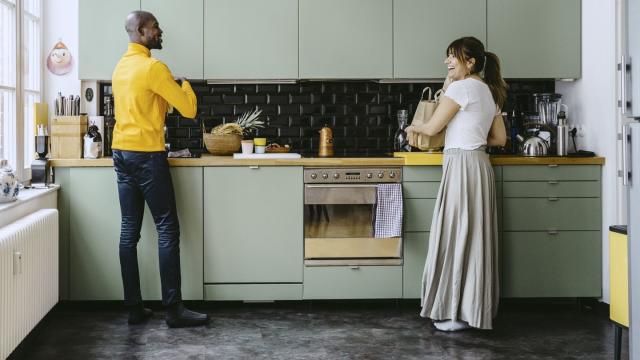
[304,184,380,205]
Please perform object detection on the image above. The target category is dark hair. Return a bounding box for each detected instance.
[446,37,507,109]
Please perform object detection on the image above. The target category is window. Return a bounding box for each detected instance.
[0,0,42,179]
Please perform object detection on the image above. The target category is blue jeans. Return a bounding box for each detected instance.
[113,150,182,306]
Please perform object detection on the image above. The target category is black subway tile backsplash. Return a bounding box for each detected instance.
[101,79,554,157]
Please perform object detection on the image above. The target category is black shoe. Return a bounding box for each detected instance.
[166,302,209,328]
[128,305,153,325]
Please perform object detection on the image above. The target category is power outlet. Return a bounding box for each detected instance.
[576,125,585,137]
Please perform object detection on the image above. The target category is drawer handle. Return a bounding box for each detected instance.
[548,197,559,201]
[548,180,559,185]
[249,166,259,170]
[547,230,559,235]
[548,164,559,168]
[350,266,360,270]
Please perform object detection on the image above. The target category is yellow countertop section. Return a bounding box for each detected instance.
[395,152,605,165]
[49,153,605,167]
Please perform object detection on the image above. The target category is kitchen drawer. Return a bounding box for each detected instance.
[503,165,600,181]
[503,198,601,231]
[403,232,429,299]
[503,181,600,198]
[403,166,442,182]
[303,266,402,299]
[204,284,302,301]
[403,182,440,199]
[502,231,601,297]
[405,199,436,232]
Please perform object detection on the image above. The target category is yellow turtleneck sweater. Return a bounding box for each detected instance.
[111,43,197,152]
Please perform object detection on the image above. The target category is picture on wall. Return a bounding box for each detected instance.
[47,40,72,75]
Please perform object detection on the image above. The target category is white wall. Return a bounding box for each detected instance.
[43,0,82,120]
[555,0,618,304]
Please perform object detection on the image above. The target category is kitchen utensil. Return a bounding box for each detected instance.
[516,132,549,156]
[318,125,334,157]
[533,93,563,126]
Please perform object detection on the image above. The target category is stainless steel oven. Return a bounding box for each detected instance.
[303,167,403,266]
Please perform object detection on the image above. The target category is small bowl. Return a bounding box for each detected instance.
[253,137,267,146]
[255,145,266,154]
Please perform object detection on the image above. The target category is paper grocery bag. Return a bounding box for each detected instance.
[411,87,445,150]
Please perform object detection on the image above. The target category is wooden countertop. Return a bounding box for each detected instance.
[49,153,605,167]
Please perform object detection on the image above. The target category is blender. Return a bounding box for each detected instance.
[533,93,563,126]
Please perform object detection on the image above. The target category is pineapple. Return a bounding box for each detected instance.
[211,107,264,136]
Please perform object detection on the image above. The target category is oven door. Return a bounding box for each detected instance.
[304,184,402,265]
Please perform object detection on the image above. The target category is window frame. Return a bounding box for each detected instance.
[0,0,43,181]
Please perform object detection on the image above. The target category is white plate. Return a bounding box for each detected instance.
[232,153,302,159]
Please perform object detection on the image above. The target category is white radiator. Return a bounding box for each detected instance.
[0,209,58,360]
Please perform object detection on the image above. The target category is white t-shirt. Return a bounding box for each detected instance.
[442,78,498,151]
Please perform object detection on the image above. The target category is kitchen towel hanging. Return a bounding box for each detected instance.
[373,183,403,238]
[411,87,445,151]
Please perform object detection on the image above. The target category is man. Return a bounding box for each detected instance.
[111,10,208,328]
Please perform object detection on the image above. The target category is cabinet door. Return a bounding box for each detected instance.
[204,0,298,79]
[487,0,581,79]
[502,231,601,297]
[69,167,204,300]
[204,166,303,283]
[402,232,429,298]
[299,0,392,78]
[79,0,140,80]
[142,0,204,79]
[394,0,486,78]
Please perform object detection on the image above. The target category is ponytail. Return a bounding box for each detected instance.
[483,51,507,109]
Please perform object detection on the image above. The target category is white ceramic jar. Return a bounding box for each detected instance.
[0,159,20,203]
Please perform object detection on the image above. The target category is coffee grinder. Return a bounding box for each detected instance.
[31,134,50,187]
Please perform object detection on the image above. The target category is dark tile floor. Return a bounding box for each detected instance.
[10,300,627,360]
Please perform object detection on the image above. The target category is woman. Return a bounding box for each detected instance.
[405,36,507,331]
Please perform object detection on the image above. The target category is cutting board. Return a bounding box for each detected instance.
[232,153,302,159]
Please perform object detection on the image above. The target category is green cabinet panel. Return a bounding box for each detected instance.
[503,165,600,181]
[403,182,440,199]
[55,168,71,299]
[67,167,203,300]
[503,198,601,231]
[142,0,203,79]
[203,166,303,283]
[503,181,600,198]
[205,284,302,301]
[487,0,581,79]
[299,0,392,78]
[502,231,601,297]
[303,266,402,299]
[405,199,436,232]
[204,0,298,79]
[79,0,140,79]
[393,0,486,78]
[403,232,429,299]
[403,166,442,182]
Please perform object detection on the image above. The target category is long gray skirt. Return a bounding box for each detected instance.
[419,147,499,330]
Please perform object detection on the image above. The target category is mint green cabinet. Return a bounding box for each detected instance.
[501,164,601,298]
[487,0,581,79]
[403,232,429,298]
[203,166,303,286]
[393,0,486,78]
[299,0,392,78]
[204,0,298,79]
[79,0,140,80]
[303,266,402,299]
[142,0,203,79]
[502,231,601,297]
[60,167,203,300]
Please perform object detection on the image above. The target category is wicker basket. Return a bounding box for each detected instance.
[203,133,242,155]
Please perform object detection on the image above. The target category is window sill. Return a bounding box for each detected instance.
[0,185,59,228]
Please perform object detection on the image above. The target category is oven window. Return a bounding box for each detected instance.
[304,204,374,238]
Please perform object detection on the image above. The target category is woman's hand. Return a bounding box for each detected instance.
[442,76,453,92]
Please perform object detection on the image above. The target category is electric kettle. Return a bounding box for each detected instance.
[516,133,549,156]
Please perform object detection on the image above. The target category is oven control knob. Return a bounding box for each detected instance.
[322,173,329,179]
[378,172,384,179]
[310,173,317,179]
[389,172,396,179]
[367,173,373,179]
[333,173,340,179]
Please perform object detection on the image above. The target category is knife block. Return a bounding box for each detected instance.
[50,115,88,159]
